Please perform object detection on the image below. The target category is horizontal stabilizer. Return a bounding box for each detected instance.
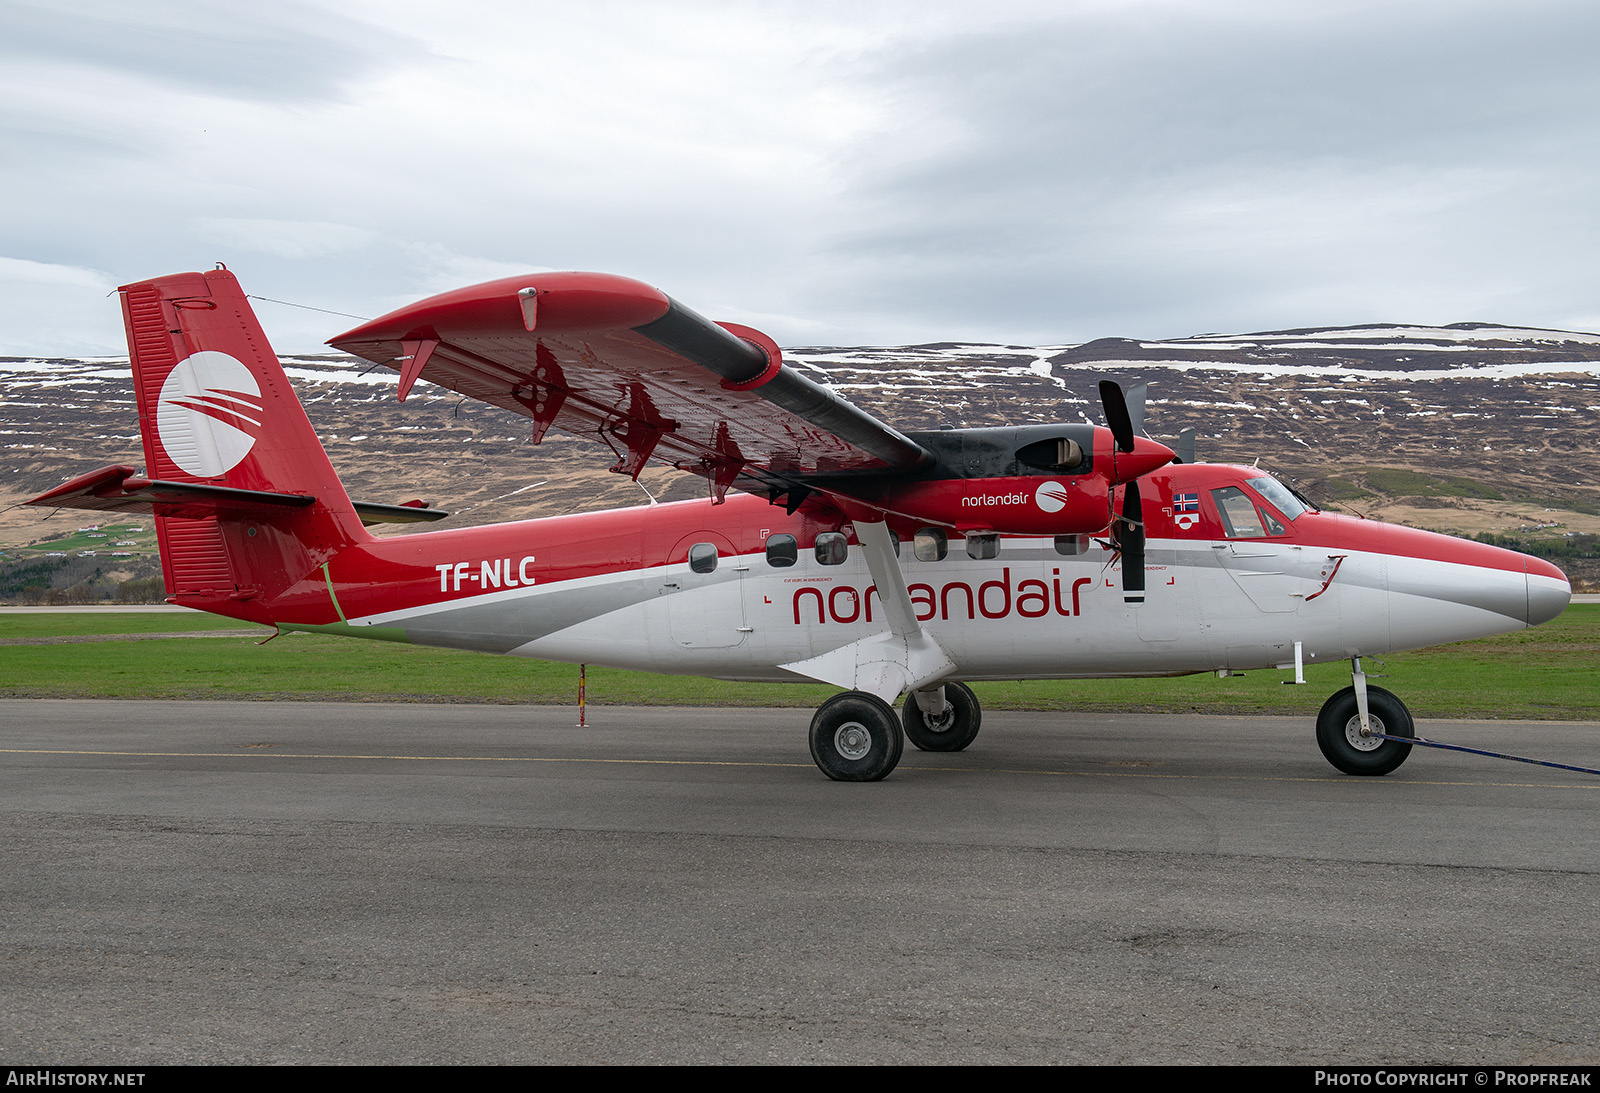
[28,465,448,524]
[27,465,312,517]
[352,499,450,525]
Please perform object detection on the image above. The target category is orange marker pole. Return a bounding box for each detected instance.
[577,663,586,727]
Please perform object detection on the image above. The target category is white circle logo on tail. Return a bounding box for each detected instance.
[155,351,264,478]
[1035,480,1070,514]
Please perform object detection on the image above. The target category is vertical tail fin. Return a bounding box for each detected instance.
[119,268,366,610]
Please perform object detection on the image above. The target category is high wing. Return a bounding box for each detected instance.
[329,273,932,506]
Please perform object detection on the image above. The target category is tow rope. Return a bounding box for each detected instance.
[1374,733,1600,778]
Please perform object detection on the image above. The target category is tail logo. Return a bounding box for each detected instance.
[1034,480,1070,514]
[155,351,265,478]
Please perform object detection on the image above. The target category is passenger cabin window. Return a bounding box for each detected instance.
[815,531,848,565]
[765,533,797,568]
[913,528,947,562]
[1211,487,1282,538]
[1054,533,1089,556]
[689,542,718,573]
[965,532,999,560]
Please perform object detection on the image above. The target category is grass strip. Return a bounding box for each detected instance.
[0,612,259,638]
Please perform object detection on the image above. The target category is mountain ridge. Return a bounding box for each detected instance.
[5,320,1598,594]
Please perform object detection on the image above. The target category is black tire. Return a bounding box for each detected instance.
[901,682,982,752]
[809,692,904,781]
[1315,685,1414,775]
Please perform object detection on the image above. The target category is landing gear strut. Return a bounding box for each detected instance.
[809,691,904,781]
[1316,658,1414,775]
[902,681,982,752]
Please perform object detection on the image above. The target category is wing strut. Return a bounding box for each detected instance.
[855,522,920,640]
[778,520,956,703]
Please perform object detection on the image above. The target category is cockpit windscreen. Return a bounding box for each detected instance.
[1246,476,1310,520]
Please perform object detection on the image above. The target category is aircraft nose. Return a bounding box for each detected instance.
[1113,435,1176,484]
[1526,568,1571,627]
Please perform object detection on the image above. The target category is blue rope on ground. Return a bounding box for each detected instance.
[1375,733,1600,778]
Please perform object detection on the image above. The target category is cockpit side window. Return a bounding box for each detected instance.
[1211,486,1269,538]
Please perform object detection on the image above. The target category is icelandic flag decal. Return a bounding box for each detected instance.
[1173,491,1201,530]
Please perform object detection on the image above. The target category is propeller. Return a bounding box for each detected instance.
[1098,379,1136,453]
[1101,379,1197,465]
[1098,380,1166,606]
[1097,382,1207,604]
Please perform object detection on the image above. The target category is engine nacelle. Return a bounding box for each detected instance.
[873,475,1112,535]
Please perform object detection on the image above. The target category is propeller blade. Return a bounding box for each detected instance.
[1119,478,1146,605]
[1125,381,1149,438]
[1098,380,1135,454]
[1175,427,1196,466]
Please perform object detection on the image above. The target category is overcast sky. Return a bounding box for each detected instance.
[3,0,1597,355]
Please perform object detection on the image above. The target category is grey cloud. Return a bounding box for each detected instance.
[799,1,1600,340]
[853,2,1600,191]
[0,121,144,170]
[0,1,427,104]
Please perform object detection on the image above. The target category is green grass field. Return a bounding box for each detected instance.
[2,606,1596,719]
[0,612,256,638]
[7,522,158,557]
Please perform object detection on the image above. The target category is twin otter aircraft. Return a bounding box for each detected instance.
[31,268,1571,781]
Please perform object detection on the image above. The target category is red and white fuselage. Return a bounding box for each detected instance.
[195,467,1564,690]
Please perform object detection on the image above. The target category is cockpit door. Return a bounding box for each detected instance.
[1208,486,1305,613]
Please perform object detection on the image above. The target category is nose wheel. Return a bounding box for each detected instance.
[1315,685,1414,775]
[809,692,904,781]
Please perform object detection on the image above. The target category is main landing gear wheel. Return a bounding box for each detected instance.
[1315,685,1415,776]
[809,691,904,782]
[901,682,982,752]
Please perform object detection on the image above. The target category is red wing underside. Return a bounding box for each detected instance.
[328,273,930,501]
